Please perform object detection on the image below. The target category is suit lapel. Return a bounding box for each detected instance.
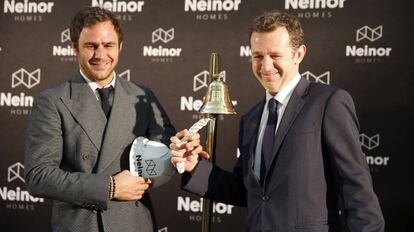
[267,78,311,173]
[60,74,107,151]
[96,77,134,173]
[244,99,266,185]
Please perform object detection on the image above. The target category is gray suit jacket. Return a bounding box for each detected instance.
[183,78,384,231]
[24,73,175,232]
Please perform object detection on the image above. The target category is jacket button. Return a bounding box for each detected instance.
[82,154,90,160]
[262,195,269,201]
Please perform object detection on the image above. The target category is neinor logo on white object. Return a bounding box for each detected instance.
[185,0,241,11]
[285,0,345,9]
[3,0,54,13]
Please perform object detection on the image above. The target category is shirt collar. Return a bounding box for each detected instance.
[79,69,116,92]
[266,73,301,106]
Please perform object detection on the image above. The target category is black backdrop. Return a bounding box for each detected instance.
[0,0,413,231]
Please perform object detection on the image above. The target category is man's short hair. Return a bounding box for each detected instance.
[249,10,304,50]
[70,6,123,49]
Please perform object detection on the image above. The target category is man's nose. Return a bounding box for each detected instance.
[261,56,273,71]
[94,45,104,58]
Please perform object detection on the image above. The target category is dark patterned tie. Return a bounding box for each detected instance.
[260,98,278,185]
[97,86,113,118]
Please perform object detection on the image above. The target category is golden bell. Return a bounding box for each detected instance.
[199,53,236,115]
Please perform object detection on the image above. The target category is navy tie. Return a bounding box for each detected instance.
[260,98,278,185]
[97,86,113,118]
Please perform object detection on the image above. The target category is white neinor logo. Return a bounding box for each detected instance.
[53,28,76,57]
[285,0,345,9]
[346,25,391,58]
[8,162,25,183]
[91,0,145,13]
[185,0,241,12]
[3,0,54,13]
[152,28,174,44]
[177,196,234,214]
[12,68,41,89]
[143,28,182,57]
[301,71,330,84]
[356,25,382,42]
[360,133,379,150]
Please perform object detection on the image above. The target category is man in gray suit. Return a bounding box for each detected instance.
[24,7,175,232]
[170,10,385,231]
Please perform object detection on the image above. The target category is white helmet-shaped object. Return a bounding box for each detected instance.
[129,137,175,188]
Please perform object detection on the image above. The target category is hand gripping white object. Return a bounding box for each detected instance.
[175,118,211,174]
[129,137,175,188]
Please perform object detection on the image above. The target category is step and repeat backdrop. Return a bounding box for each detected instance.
[0,0,412,231]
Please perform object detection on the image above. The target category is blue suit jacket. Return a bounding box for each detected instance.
[183,78,384,231]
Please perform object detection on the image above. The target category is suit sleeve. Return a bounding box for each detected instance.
[181,118,247,207]
[24,92,110,211]
[323,89,385,231]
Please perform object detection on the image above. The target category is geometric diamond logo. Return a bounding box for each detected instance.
[193,70,226,92]
[145,160,157,176]
[11,68,41,89]
[360,133,380,150]
[61,28,71,43]
[301,71,330,85]
[356,25,383,42]
[7,162,25,183]
[152,28,174,43]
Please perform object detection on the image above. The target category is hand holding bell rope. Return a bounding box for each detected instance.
[173,118,211,174]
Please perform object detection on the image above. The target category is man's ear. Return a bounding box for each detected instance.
[119,42,123,51]
[295,44,306,64]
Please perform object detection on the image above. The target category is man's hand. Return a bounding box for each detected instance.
[169,129,210,172]
[112,170,151,201]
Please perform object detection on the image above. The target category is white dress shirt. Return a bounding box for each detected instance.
[253,73,302,179]
[79,69,116,101]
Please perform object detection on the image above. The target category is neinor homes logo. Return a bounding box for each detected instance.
[184,0,242,21]
[360,133,390,168]
[1,162,45,206]
[91,0,144,13]
[11,68,41,89]
[0,68,38,113]
[346,25,392,61]
[53,28,76,57]
[3,0,54,13]
[285,0,345,9]
[143,28,182,59]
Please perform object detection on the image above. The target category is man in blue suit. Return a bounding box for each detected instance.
[170,10,384,231]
